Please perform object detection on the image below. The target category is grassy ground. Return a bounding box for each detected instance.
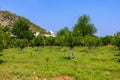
[0,46,120,80]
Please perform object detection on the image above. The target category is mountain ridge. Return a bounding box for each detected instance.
[0,10,46,33]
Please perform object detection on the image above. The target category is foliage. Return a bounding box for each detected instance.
[56,27,76,47]
[19,39,28,50]
[0,27,5,51]
[56,27,70,46]
[56,27,76,59]
[84,35,101,49]
[46,36,55,46]
[101,35,113,46]
[12,17,34,40]
[30,39,35,47]
[56,15,98,48]
[112,32,120,50]
[56,15,98,59]
[14,39,28,51]
[2,26,10,32]
[34,35,44,47]
[73,14,97,37]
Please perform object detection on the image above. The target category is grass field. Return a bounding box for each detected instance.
[0,46,120,80]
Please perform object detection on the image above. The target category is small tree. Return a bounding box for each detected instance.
[30,39,35,48]
[56,27,70,47]
[84,35,100,50]
[46,36,55,46]
[34,35,44,51]
[112,32,120,50]
[101,35,113,46]
[56,27,76,59]
[14,39,28,53]
[19,39,28,52]
[66,31,76,59]
[46,36,55,52]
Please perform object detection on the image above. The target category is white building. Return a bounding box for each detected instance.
[34,31,40,37]
[34,30,56,37]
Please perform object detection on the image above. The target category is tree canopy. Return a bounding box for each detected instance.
[12,18,34,40]
[73,14,97,37]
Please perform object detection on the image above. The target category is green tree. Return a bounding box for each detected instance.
[14,39,28,53]
[12,18,34,40]
[84,35,101,49]
[56,27,76,59]
[34,35,44,51]
[0,25,9,48]
[46,36,55,52]
[56,27,70,46]
[101,35,113,46]
[46,36,55,46]
[73,14,97,37]
[66,31,76,59]
[19,39,28,51]
[30,39,35,48]
[112,32,120,50]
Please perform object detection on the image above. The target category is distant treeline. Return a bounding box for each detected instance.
[0,14,120,52]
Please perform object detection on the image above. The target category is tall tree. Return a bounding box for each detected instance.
[73,14,97,37]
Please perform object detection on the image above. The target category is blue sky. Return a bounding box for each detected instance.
[1,0,120,36]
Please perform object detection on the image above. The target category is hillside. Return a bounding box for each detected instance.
[0,10,46,33]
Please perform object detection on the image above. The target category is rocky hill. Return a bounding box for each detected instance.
[0,11,46,33]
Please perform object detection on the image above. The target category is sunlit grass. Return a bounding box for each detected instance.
[0,46,120,80]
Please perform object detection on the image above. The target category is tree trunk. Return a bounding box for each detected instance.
[20,48,24,53]
[70,46,74,59]
[38,46,40,51]
[49,45,52,53]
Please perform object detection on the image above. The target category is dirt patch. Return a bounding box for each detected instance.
[42,76,74,80]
